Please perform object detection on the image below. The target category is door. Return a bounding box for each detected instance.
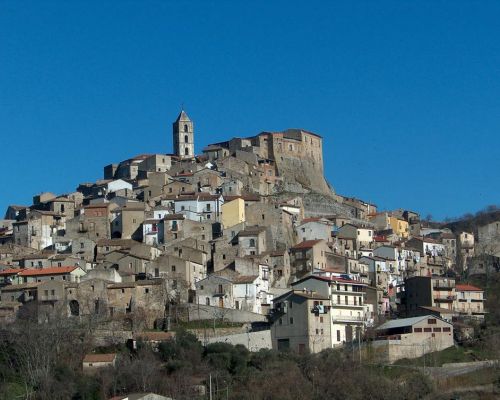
[345,325,353,343]
[219,297,224,308]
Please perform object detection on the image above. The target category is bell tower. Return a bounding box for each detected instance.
[172,109,194,159]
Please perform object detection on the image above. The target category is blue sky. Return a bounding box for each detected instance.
[1,1,499,220]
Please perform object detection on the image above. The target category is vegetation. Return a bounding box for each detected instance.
[2,271,500,399]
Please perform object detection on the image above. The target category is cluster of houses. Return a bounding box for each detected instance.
[0,110,496,362]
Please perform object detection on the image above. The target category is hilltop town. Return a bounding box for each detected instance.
[1,110,499,398]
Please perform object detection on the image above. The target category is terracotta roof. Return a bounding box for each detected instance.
[291,240,323,250]
[18,266,78,276]
[456,284,483,292]
[0,268,22,276]
[84,204,109,209]
[83,353,116,363]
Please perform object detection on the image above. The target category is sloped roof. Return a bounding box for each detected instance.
[174,109,191,122]
[290,239,323,250]
[456,283,483,292]
[232,275,258,284]
[18,266,78,276]
[376,315,450,330]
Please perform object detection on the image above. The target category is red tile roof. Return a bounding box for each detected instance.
[456,284,482,292]
[291,239,323,250]
[0,268,21,276]
[18,266,78,276]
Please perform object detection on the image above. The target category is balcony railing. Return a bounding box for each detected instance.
[434,295,456,302]
[331,301,364,308]
[331,315,364,323]
[433,281,454,290]
[213,290,226,297]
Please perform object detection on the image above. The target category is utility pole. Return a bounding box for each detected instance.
[358,331,361,364]
[209,374,213,400]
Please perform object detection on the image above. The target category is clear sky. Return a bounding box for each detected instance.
[1,1,499,220]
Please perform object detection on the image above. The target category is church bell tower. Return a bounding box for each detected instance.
[172,110,194,159]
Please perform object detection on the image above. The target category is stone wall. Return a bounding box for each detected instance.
[185,304,267,323]
[196,330,272,351]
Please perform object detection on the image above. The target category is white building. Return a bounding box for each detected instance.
[174,194,224,222]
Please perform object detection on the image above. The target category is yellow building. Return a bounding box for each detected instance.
[369,212,409,239]
[389,216,409,238]
[221,198,245,228]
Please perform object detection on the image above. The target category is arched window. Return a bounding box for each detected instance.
[185,148,189,156]
[184,124,189,132]
[184,135,189,143]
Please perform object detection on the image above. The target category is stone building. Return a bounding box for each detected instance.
[172,110,194,159]
[270,290,332,354]
[208,129,332,195]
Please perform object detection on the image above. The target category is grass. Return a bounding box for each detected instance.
[395,345,488,368]
[436,366,500,392]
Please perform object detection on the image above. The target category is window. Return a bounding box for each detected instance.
[433,327,442,332]
[80,243,84,249]
[154,268,159,278]
[424,328,432,332]
[320,317,324,323]
[206,204,211,212]
[51,290,55,296]
[44,290,49,296]
[172,280,177,289]
[145,288,149,294]
[121,289,125,294]
[171,265,176,272]
[51,277,54,281]
[414,328,422,332]
[428,318,437,324]
[206,297,210,306]
[337,330,341,342]
[443,327,451,332]
[290,317,294,324]
[315,329,319,334]
[185,148,189,156]
[262,214,265,220]
[249,239,256,247]
[184,134,189,143]
[184,124,188,133]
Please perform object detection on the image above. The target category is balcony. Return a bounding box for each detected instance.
[434,295,456,303]
[310,305,330,314]
[213,290,226,297]
[330,287,364,295]
[433,281,454,290]
[331,301,364,308]
[331,315,364,323]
